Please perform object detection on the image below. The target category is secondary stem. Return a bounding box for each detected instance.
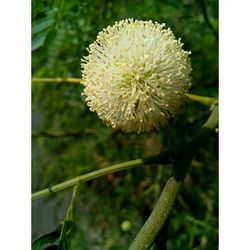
[32,159,143,201]
[32,77,81,84]
[186,93,216,106]
[32,77,216,106]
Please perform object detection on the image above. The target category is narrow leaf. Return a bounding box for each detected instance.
[32,30,50,51]
[32,17,54,35]
[32,230,60,250]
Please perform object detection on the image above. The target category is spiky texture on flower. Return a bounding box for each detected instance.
[81,18,192,133]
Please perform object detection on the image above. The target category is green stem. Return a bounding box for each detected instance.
[32,107,217,202]
[186,93,216,106]
[185,215,218,233]
[128,106,218,250]
[32,77,215,106]
[129,175,182,250]
[32,77,81,84]
[32,159,143,201]
[32,147,174,201]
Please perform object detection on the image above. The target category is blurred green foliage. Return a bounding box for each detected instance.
[32,0,218,249]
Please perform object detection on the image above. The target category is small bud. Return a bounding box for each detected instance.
[121,220,132,232]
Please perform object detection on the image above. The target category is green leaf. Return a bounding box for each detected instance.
[32,9,56,51]
[32,30,50,51]
[58,183,80,249]
[32,230,60,250]
[32,16,54,35]
[58,220,74,250]
[43,245,58,250]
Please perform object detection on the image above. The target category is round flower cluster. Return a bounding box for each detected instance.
[81,18,192,133]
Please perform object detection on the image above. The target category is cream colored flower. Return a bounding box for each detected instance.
[81,18,192,133]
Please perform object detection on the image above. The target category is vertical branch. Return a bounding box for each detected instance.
[197,0,218,40]
[129,106,218,250]
[128,175,182,250]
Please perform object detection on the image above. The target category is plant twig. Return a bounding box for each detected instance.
[32,129,97,137]
[186,93,216,106]
[197,0,218,40]
[185,215,218,233]
[32,77,216,106]
[32,159,143,201]
[32,146,175,201]
[128,106,218,250]
[32,77,81,84]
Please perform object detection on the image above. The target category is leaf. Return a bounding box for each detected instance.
[32,30,50,51]
[32,9,56,51]
[32,16,55,35]
[32,230,60,250]
[58,220,74,250]
[43,245,59,250]
[58,184,80,249]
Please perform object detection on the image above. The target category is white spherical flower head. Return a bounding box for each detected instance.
[81,18,192,133]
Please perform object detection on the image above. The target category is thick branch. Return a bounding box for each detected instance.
[128,106,218,250]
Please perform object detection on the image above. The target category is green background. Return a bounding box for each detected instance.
[32,0,218,249]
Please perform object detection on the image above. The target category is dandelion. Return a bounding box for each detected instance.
[81,18,192,133]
